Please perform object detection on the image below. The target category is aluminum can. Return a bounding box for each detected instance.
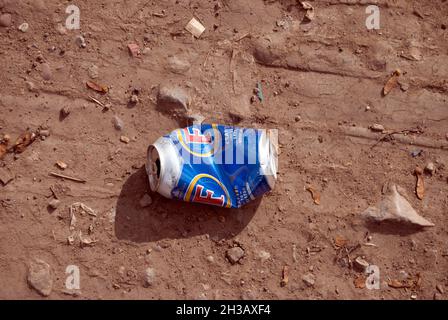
[146,124,277,208]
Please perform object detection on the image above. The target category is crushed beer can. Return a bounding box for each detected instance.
[146,124,278,208]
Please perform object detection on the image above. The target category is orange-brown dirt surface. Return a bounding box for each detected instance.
[0,0,447,300]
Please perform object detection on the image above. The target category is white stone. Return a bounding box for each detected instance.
[27,259,53,296]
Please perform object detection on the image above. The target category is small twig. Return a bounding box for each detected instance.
[235,33,250,42]
[342,126,448,150]
[49,172,86,183]
[152,12,165,17]
[413,9,424,19]
[371,129,421,149]
[203,49,212,67]
[49,186,58,199]
[88,96,106,108]
[427,117,448,122]
[347,243,361,255]
[129,0,152,18]
[230,49,237,93]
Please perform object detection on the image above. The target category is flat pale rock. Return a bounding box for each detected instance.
[361,184,434,227]
[41,63,52,80]
[27,259,53,296]
[157,86,190,111]
[0,14,12,27]
[88,64,99,79]
[166,56,191,74]
[0,167,14,185]
[143,267,156,287]
[188,113,205,125]
[302,273,315,287]
[226,247,245,264]
[157,85,191,122]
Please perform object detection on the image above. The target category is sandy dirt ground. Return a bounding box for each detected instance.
[0,0,447,300]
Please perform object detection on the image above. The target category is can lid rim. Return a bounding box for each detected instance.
[146,145,160,192]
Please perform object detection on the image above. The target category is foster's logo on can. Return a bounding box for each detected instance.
[146,124,278,208]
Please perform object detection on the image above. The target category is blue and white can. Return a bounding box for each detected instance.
[146,124,278,208]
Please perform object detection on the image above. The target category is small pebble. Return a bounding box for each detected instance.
[56,161,67,170]
[48,199,61,209]
[112,115,124,131]
[88,64,99,79]
[75,35,86,48]
[258,250,271,262]
[18,22,29,33]
[399,81,410,92]
[127,43,140,57]
[130,94,139,105]
[370,124,385,132]
[410,150,423,158]
[0,14,12,28]
[120,136,130,144]
[41,63,52,80]
[26,81,37,92]
[424,162,435,175]
[226,247,245,264]
[302,273,315,287]
[60,107,70,119]
[39,129,50,137]
[139,194,152,208]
